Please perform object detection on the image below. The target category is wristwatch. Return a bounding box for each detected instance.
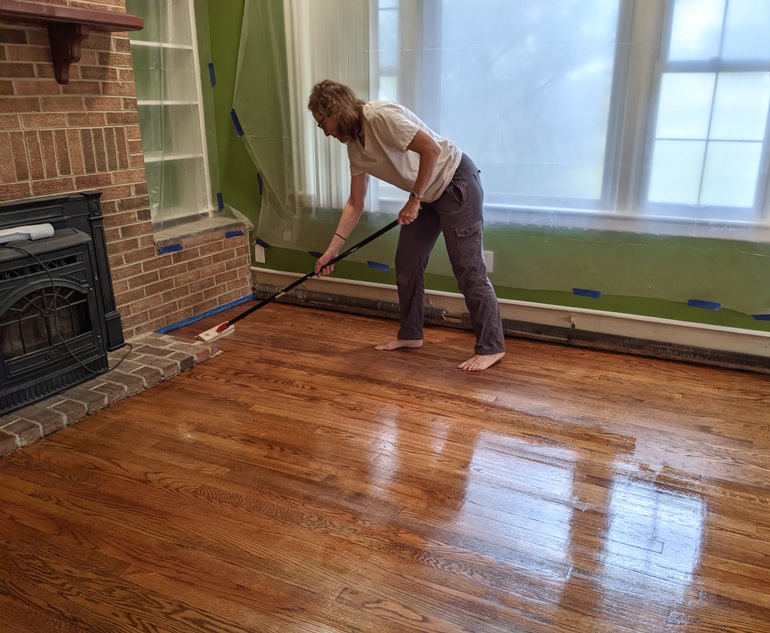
[410,192,424,201]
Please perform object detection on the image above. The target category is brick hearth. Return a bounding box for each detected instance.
[0,332,218,457]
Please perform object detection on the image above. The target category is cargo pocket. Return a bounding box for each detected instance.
[450,219,485,284]
[455,219,483,239]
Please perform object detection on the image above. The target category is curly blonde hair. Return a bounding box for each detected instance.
[308,79,365,143]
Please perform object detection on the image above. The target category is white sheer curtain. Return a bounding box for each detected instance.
[284,0,373,212]
[234,0,376,250]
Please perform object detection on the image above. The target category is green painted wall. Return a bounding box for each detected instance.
[206,1,770,334]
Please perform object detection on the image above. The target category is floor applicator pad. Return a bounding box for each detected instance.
[196,323,235,343]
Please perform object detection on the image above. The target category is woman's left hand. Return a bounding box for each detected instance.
[398,197,421,225]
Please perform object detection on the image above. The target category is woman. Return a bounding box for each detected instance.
[309,80,505,371]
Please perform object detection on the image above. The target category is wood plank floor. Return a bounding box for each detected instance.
[1,302,770,632]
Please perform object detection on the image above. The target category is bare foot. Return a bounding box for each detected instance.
[458,352,505,372]
[375,339,424,351]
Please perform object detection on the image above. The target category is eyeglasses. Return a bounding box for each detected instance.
[317,116,326,130]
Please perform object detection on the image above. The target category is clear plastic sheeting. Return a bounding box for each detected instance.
[224,203,255,235]
[233,0,380,253]
[127,0,220,227]
[232,0,770,317]
[231,0,293,247]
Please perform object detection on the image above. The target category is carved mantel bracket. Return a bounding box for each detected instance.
[0,0,143,84]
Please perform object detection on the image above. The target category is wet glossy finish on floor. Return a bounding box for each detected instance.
[0,304,769,632]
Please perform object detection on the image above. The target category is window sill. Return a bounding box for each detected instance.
[375,194,770,242]
[483,205,770,243]
[154,216,246,248]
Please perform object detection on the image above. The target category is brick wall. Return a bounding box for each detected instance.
[0,0,252,339]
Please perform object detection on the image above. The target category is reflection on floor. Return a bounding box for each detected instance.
[0,303,768,632]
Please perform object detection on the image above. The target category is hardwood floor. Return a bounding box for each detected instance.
[1,302,770,632]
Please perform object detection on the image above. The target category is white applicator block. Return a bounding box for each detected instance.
[196,323,235,343]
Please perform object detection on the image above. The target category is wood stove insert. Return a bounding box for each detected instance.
[0,193,124,415]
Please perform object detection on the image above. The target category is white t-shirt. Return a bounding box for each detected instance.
[347,101,462,203]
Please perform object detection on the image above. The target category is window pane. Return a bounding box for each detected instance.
[145,158,209,221]
[379,76,398,103]
[378,6,399,71]
[648,140,705,204]
[701,141,762,206]
[125,0,193,46]
[131,46,199,102]
[711,73,770,141]
[437,0,621,204]
[668,0,725,61]
[137,104,203,156]
[723,0,770,61]
[656,73,714,139]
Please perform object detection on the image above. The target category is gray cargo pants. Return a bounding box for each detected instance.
[395,153,506,355]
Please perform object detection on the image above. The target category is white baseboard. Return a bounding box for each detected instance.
[251,267,770,366]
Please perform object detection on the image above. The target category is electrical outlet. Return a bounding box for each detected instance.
[254,244,266,264]
[483,250,494,273]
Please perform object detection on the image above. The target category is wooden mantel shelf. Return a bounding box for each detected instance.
[0,0,143,84]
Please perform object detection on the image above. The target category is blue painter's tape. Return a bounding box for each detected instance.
[216,192,224,210]
[367,260,391,271]
[230,109,244,137]
[225,230,244,239]
[208,62,216,87]
[158,243,183,254]
[155,292,256,334]
[688,299,721,311]
[752,313,770,321]
[573,288,601,299]
[309,251,323,258]
[254,237,270,249]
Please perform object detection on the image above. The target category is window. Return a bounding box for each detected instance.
[366,0,770,233]
[644,0,770,222]
[126,0,213,227]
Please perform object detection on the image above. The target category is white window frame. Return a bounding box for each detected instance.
[639,0,770,225]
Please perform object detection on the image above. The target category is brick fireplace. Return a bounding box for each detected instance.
[1,0,252,339]
[0,1,253,430]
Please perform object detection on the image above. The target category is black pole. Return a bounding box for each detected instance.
[226,219,399,327]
